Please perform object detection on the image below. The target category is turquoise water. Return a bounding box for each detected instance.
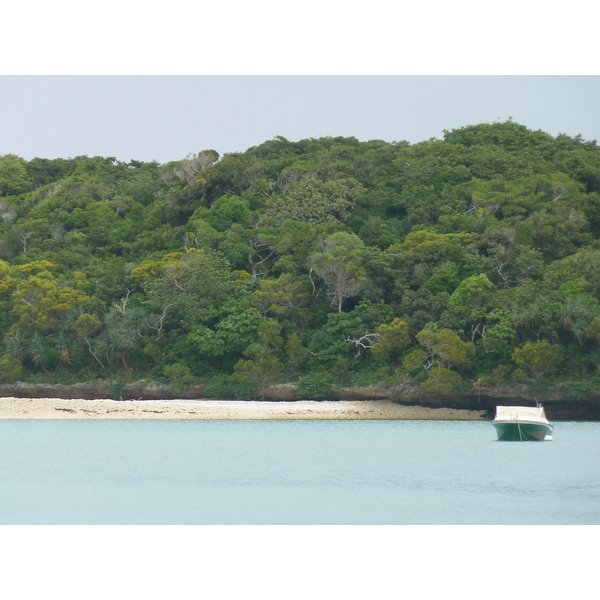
[1,419,598,524]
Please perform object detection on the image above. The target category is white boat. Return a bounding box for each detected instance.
[491,405,553,441]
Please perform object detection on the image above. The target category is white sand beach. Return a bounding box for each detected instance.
[0,397,486,420]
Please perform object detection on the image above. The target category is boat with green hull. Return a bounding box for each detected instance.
[492,406,553,441]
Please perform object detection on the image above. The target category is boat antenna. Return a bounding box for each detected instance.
[534,397,540,407]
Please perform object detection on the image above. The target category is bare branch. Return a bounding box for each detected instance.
[113,288,132,314]
[144,304,174,341]
[248,236,276,280]
[172,151,217,186]
[346,333,381,350]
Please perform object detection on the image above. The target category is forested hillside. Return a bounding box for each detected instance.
[2,121,600,399]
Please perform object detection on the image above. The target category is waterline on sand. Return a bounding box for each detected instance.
[0,397,486,420]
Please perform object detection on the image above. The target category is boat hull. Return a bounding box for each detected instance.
[492,421,553,441]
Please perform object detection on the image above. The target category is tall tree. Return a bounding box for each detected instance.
[309,232,369,312]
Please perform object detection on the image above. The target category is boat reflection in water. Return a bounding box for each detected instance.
[492,405,554,441]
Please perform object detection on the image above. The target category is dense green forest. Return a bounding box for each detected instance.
[2,121,600,399]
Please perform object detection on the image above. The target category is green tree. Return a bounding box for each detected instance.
[251,273,311,316]
[10,264,90,333]
[267,177,365,225]
[309,300,394,363]
[309,232,369,312]
[512,340,562,381]
[99,300,159,372]
[285,333,308,375]
[191,195,252,232]
[191,307,266,358]
[0,155,32,196]
[416,328,475,371]
[163,363,196,386]
[420,367,462,392]
[402,327,474,390]
[371,318,411,358]
[296,373,332,399]
[73,313,104,367]
[585,316,600,342]
[0,259,16,299]
[447,274,494,313]
[232,321,285,390]
[0,354,22,382]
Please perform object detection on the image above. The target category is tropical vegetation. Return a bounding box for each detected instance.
[2,120,600,398]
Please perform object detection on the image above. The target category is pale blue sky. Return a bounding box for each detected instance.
[1,76,599,164]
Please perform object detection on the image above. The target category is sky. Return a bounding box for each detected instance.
[1,75,599,164]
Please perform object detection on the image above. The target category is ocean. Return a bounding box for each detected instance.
[1,418,598,524]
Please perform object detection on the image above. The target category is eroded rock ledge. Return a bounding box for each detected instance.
[1,381,599,420]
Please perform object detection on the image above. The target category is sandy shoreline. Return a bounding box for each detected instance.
[0,397,486,420]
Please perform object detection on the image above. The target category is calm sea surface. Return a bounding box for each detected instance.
[1,419,598,524]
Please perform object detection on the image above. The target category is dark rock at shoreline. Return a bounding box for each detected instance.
[1,381,599,420]
[388,384,600,421]
[0,381,205,401]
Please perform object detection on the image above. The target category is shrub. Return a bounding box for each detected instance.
[202,375,232,398]
[231,382,261,400]
[109,381,127,400]
[420,366,462,392]
[163,363,195,386]
[202,375,260,400]
[0,354,22,383]
[296,373,332,399]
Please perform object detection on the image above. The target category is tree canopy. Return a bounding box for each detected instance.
[2,122,600,394]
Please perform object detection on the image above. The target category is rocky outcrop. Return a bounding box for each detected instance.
[388,384,600,421]
[272,383,600,420]
[261,385,393,402]
[1,381,599,420]
[0,381,205,401]
[0,382,112,399]
[119,382,205,400]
